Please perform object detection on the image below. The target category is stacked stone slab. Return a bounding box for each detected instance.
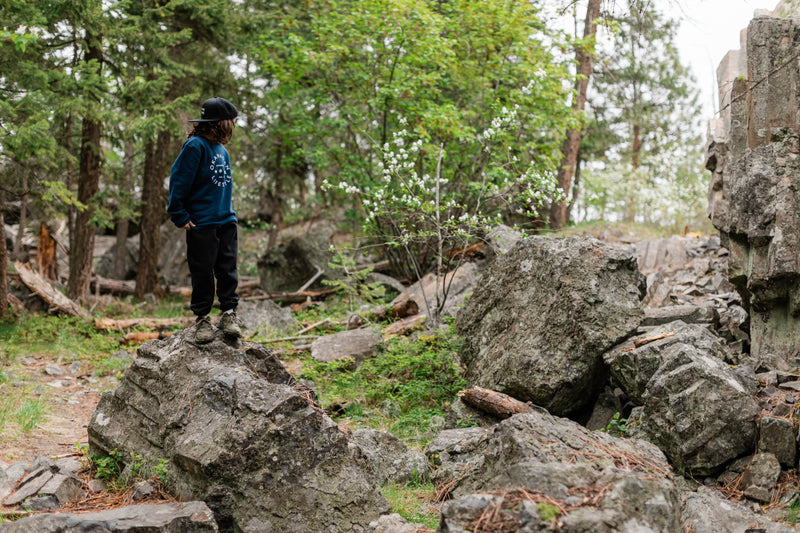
[707,5,800,362]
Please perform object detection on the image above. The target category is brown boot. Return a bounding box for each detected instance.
[218,310,244,338]
[194,315,215,344]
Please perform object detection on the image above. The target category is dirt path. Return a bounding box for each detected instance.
[0,357,118,464]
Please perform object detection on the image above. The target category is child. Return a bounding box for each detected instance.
[167,96,244,343]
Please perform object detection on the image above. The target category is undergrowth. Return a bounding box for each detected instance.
[0,315,121,362]
[381,480,439,529]
[300,318,467,446]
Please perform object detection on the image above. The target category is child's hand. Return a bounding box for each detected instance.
[181,221,196,230]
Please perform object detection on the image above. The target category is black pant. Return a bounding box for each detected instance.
[186,222,239,317]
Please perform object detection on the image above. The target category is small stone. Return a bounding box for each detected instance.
[87,479,106,493]
[69,362,83,374]
[131,480,155,501]
[756,371,778,386]
[44,365,64,376]
[779,381,800,392]
[772,402,793,417]
[740,453,781,503]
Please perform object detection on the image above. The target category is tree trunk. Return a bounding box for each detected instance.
[0,189,7,318]
[14,174,28,262]
[66,33,103,303]
[135,130,171,298]
[567,149,582,224]
[38,222,58,280]
[114,139,134,279]
[549,0,601,229]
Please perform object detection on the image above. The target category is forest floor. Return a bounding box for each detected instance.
[0,355,116,464]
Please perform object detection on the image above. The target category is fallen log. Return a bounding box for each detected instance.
[88,277,260,297]
[13,262,91,318]
[120,331,174,344]
[382,313,426,338]
[458,386,536,419]
[242,287,337,304]
[95,316,196,332]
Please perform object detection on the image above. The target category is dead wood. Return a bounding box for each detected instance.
[14,261,91,318]
[633,332,675,348]
[37,222,58,280]
[382,313,426,338]
[120,331,174,344]
[458,386,536,419]
[94,316,195,332]
[242,287,337,304]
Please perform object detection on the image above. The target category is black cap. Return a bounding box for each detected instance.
[189,97,238,122]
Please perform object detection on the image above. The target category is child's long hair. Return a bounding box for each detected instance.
[188,119,235,145]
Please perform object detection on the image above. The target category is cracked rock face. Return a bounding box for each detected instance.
[431,410,681,533]
[456,236,645,417]
[88,330,389,532]
[707,14,800,363]
[605,322,760,476]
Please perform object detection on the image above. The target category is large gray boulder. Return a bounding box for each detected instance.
[88,329,390,532]
[0,501,218,532]
[237,299,296,335]
[434,411,681,532]
[605,321,760,476]
[257,230,335,292]
[95,223,189,285]
[456,236,645,417]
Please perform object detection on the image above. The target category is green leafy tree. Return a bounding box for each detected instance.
[584,0,703,227]
[257,0,573,292]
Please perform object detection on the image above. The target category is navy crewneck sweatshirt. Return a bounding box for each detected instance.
[167,136,237,230]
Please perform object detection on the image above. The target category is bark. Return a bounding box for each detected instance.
[567,149,583,223]
[66,32,102,302]
[549,0,602,229]
[13,173,27,261]
[0,189,7,318]
[38,222,58,280]
[135,130,172,298]
[459,386,536,420]
[114,139,134,279]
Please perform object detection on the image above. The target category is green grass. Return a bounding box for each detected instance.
[0,314,122,361]
[381,481,439,529]
[12,399,47,431]
[300,319,466,446]
[0,385,48,435]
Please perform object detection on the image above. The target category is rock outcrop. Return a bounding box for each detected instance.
[707,9,800,363]
[605,321,760,476]
[456,236,645,417]
[431,410,681,532]
[88,329,389,532]
[0,502,219,532]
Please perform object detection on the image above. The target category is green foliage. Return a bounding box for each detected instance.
[91,449,125,483]
[602,412,628,437]
[380,481,439,529]
[256,0,574,284]
[787,495,800,524]
[301,321,466,443]
[537,502,561,522]
[323,251,386,308]
[89,449,172,491]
